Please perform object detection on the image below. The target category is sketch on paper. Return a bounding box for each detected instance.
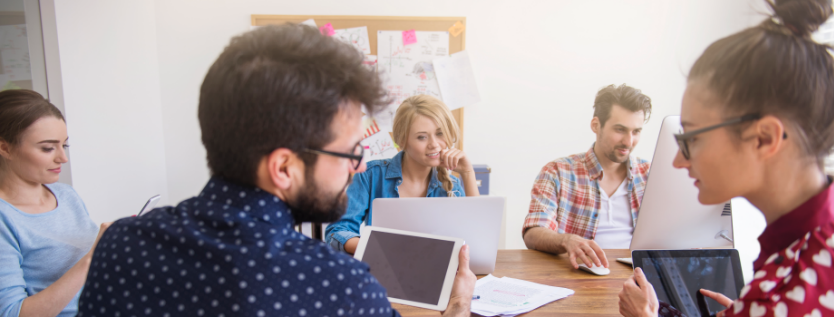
[0,25,31,82]
[361,130,398,161]
[362,116,381,139]
[376,30,449,130]
[363,55,378,72]
[334,26,372,55]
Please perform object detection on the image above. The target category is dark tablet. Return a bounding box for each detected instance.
[632,249,744,316]
[354,226,463,310]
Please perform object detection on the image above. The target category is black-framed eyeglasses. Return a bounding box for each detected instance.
[674,113,763,160]
[303,143,365,170]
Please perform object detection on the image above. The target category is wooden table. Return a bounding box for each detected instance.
[393,249,633,316]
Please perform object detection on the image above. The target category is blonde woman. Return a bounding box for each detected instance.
[326,95,480,254]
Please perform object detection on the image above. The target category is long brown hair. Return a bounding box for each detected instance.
[0,89,64,168]
[688,0,834,165]
[392,95,461,197]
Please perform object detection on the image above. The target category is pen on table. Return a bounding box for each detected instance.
[472,295,480,300]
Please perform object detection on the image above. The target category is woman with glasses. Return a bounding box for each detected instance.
[619,0,834,316]
[326,95,480,254]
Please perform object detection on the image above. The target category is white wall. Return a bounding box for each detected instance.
[53,0,169,223]
[53,0,771,279]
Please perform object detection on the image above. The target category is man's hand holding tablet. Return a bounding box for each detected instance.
[354,226,476,314]
[443,244,476,317]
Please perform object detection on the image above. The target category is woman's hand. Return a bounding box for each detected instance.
[700,289,733,317]
[619,267,659,317]
[439,148,473,174]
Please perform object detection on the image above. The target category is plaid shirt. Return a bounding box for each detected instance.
[523,145,651,240]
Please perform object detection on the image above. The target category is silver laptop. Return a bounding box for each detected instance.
[630,116,734,251]
[371,196,504,274]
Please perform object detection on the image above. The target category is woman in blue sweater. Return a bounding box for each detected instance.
[326,95,480,254]
[0,90,109,317]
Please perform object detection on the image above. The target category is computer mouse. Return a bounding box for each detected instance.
[578,263,610,276]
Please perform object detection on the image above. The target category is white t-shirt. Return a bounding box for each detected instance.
[593,180,634,249]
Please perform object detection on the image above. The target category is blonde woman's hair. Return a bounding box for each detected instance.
[392,95,461,197]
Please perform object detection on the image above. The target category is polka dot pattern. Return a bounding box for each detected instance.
[77,177,400,316]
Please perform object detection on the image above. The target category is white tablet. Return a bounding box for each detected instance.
[353,226,464,311]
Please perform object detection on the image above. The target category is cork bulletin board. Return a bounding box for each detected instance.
[251,15,468,149]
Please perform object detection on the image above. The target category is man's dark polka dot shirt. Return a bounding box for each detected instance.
[77,177,400,317]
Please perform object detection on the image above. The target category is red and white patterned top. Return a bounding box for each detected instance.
[723,183,834,317]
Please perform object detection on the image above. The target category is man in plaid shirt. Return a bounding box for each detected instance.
[523,84,652,270]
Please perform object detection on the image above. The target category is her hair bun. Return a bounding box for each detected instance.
[768,0,832,37]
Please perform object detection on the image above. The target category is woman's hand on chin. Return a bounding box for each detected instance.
[439,148,473,174]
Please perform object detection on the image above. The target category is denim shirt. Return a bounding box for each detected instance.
[326,151,465,251]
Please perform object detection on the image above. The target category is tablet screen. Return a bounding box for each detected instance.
[636,250,742,316]
[361,230,455,305]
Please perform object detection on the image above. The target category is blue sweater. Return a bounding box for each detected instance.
[0,183,98,317]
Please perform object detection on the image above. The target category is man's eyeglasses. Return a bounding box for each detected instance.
[674,113,764,160]
[303,143,365,170]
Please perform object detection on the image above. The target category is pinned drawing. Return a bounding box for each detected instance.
[362,116,381,139]
[376,30,449,129]
[300,19,317,28]
[361,128,398,161]
[363,55,378,72]
[433,50,481,110]
[334,26,372,55]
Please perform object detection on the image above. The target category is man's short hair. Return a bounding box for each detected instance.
[198,24,388,186]
[592,84,652,127]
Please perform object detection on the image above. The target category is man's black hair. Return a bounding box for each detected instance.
[199,24,388,186]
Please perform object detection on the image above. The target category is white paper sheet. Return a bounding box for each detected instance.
[300,19,317,28]
[470,275,574,317]
[334,26,371,55]
[376,30,449,130]
[0,25,31,81]
[433,50,481,110]
[361,131,398,161]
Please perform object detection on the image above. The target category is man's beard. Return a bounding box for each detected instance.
[605,145,632,164]
[288,170,352,224]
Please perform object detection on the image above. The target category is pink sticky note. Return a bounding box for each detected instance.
[319,23,335,36]
[402,29,417,46]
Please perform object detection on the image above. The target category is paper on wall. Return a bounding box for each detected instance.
[376,30,449,130]
[433,50,481,110]
[362,55,378,72]
[334,26,372,55]
[362,116,381,139]
[361,130,398,161]
[0,25,31,81]
[300,19,317,28]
